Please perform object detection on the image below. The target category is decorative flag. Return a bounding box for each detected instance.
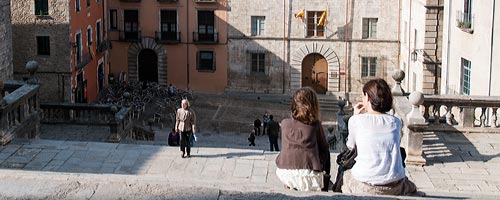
[294,9,305,18]
[318,11,327,26]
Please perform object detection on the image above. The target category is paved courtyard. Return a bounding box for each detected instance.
[0,129,499,199]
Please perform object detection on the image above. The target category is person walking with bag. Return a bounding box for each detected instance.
[275,87,331,191]
[176,99,196,158]
[340,79,418,196]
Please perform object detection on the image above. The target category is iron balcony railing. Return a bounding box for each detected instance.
[118,30,141,42]
[76,51,92,70]
[96,40,110,54]
[192,32,218,43]
[155,31,181,44]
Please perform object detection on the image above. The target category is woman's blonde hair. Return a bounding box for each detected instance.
[291,87,320,125]
[181,99,190,107]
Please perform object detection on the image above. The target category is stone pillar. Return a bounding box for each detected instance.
[392,69,405,96]
[405,91,426,166]
[107,106,121,143]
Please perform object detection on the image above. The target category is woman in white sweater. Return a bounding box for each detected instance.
[342,79,417,195]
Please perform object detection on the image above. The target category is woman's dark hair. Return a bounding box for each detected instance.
[362,79,393,113]
[291,87,320,125]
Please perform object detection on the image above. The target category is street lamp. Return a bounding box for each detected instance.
[411,49,424,62]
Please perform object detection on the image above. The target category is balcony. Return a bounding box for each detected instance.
[96,40,110,54]
[456,11,474,34]
[155,31,180,44]
[192,32,218,44]
[76,51,92,70]
[118,30,142,42]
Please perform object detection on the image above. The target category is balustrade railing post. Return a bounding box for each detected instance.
[404,91,427,166]
[461,106,475,128]
[492,108,498,128]
[107,106,121,143]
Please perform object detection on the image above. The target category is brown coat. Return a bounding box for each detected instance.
[175,108,196,133]
[275,118,330,172]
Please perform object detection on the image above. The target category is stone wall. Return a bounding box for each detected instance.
[11,0,71,102]
[227,0,400,96]
[0,0,13,80]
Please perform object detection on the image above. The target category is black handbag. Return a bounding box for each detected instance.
[332,147,357,192]
[336,147,357,169]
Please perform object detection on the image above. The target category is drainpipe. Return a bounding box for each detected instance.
[445,0,452,94]
[407,0,412,92]
[345,0,349,100]
[398,0,401,72]
[186,0,190,89]
[489,0,496,96]
[283,0,286,93]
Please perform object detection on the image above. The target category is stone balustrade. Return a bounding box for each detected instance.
[40,103,132,142]
[422,95,500,132]
[0,80,40,145]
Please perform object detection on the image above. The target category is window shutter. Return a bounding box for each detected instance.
[35,0,41,15]
[42,0,48,15]
[212,51,216,71]
[196,51,200,70]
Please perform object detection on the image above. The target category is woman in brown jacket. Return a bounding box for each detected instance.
[275,87,331,191]
[175,99,196,158]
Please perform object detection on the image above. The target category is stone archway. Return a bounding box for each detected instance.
[127,37,167,86]
[291,43,341,93]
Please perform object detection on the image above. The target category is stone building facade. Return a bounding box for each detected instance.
[11,0,107,103]
[0,0,13,80]
[11,0,72,102]
[227,0,400,98]
[400,0,443,95]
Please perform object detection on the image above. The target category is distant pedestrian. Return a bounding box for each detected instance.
[248,130,256,146]
[262,112,270,135]
[168,128,180,146]
[267,115,280,151]
[176,99,196,158]
[168,84,176,97]
[254,118,262,136]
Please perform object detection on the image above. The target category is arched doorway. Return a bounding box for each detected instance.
[302,53,328,94]
[138,49,158,82]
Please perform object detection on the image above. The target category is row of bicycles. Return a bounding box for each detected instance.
[96,81,195,127]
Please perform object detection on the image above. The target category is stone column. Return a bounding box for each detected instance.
[405,91,427,166]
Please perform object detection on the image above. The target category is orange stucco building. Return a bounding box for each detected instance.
[71,0,108,103]
[107,0,228,92]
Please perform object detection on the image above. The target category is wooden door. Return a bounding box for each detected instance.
[302,53,328,94]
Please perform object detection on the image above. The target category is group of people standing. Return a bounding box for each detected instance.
[249,113,280,152]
